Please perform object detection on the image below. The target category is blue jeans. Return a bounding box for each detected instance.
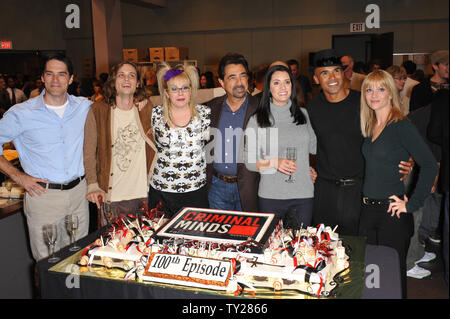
[208,176,242,211]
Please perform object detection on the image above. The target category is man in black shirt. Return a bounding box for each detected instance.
[307,49,411,236]
[410,50,448,112]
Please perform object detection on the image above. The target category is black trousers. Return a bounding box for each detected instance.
[148,185,209,219]
[359,203,414,299]
[312,177,363,236]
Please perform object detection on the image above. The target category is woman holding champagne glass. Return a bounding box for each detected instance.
[244,64,317,227]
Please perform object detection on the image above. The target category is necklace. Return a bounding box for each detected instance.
[168,110,191,128]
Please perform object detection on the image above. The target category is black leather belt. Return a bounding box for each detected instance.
[362,195,402,206]
[38,176,85,190]
[213,171,238,183]
[319,176,361,187]
[335,178,358,186]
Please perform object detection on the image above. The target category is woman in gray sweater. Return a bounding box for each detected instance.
[244,65,317,227]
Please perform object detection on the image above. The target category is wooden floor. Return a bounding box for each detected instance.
[407,240,448,299]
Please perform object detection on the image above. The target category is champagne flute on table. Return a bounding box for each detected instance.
[4,180,13,202]
[43,223,60,263]
[65,214,80,252]
[101,201,114,227]
[285,147,297,183]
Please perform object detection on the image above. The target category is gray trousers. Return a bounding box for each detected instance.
[406,192,442,270]
[23,179,89,262]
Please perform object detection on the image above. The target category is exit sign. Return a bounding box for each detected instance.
[350,23,366,32]
[0,41,12,49]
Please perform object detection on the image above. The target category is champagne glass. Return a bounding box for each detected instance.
[4,180,13,202]
[101,201,115,226]
[43,223,60,263]
[65,214,80,251]
[285,147,297,183]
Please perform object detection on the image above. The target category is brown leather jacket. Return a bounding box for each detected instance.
[83,100,157,200]
[205,94,260,212]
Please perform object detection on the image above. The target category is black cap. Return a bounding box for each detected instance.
[312,49,342,71]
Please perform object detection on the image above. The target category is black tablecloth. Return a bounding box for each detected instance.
[37,227,401,299]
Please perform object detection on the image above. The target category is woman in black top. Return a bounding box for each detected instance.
[358,70,438,298]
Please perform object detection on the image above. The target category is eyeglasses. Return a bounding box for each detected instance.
[394,77,407,81]
[167,86,191,94]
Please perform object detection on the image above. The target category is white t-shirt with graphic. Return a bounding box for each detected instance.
[110,107,148,202]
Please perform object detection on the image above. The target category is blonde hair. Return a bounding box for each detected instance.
[360,70,405,138]
[156,62,199,124]
[385,65,407,80]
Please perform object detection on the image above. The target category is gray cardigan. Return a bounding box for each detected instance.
[244,101,316,200]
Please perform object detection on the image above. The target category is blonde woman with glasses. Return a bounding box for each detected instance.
[358,70,438,298]
[386,65,410,115]
[148,63,211,219]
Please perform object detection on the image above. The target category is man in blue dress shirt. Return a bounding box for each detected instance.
[205,53,260,212]
[0,55,91,261]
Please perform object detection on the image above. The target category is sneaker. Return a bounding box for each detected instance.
[407,265,431,279]
[415,252,436,264]
[428,232,441,244]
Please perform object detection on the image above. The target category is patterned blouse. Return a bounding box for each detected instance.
[150,104,211,193]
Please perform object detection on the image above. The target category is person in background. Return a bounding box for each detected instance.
[244,64,316,227]
[6,75,27,105]
[410,50,449,112]
[0,54,91,261]
[251,65,268,97]
[200,71,215,89]
[386,65,410,115]
[358,70,438,298]
[30,77,45,98]
[0,77,11,116]
[143,68,159,96]
[401,60,420,99]
[83,61,157,224]
[287,59,313,102]
[148,62,210,219]
[368,59,382,73]
[341,55,366,91]
[427,89,449,286]
[405,89,443,280]
[90,80,104,102]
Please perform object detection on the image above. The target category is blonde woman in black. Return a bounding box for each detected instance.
[358,70,438,298]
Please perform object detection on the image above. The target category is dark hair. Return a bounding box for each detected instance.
[103,61,147,106]
[256,65,306,128]
[218,53,249,80]
[200,71,215,88]
[401,60,417,75]
[42,54,74,76]
[286,59,299,68]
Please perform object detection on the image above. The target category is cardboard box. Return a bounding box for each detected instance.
[164,47,189,61]
[122,49,148,62]
[149,47,165,62]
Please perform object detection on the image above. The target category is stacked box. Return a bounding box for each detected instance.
[149,47,165,62]
[164,47,189,61]
[122,49,148,62]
